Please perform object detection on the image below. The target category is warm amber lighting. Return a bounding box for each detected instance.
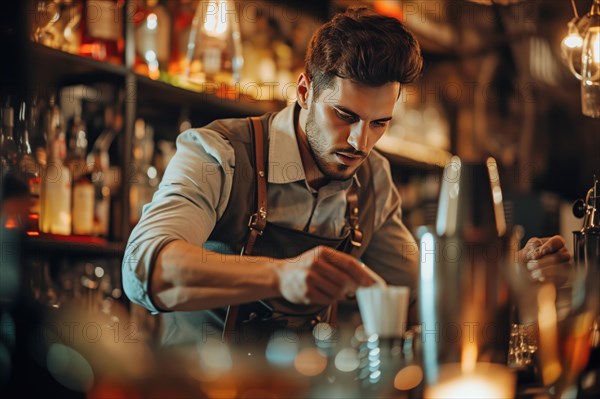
[425,363,515,399]
[203,1,228,38]
[394,365,424,391]
[563,0,600,117]
[293,348,327,377]
[4,218,18,229]
[537,284,562,386]
[563,32,584,49]
[461,342,478,374]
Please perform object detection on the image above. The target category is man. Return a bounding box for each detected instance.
[122,8,571,345]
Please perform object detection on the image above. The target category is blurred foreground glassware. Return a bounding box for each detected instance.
[184,0,243,87]
[567,177,600,397]
[504,177,600,397]
[418,156,515,398]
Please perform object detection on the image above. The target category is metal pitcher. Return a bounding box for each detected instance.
[419,156,511,385]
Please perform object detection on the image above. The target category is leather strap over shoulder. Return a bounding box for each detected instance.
[346,189,363,251]
[243,116,268,256]
[223,116,268,343]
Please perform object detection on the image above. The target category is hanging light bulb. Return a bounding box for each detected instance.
[184,1,244,88]
[563,0,600,118]
[581,17,600,117]
[562,19,583,51]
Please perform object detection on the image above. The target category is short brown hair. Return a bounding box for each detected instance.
[305,7,423,100]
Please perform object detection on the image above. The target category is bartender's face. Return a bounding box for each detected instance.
[300,75,400,181]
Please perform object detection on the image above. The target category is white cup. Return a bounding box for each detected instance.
[356,285,410,337]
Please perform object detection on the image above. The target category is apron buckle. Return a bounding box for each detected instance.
[248,213,265,235]
[351,227,363,248]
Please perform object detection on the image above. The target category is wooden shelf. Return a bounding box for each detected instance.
[30,42,128,86]
[25,234,125,260]
[136,74,283,119]
[29,43,283,118]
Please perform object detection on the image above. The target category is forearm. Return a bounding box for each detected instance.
[151,240,281,311]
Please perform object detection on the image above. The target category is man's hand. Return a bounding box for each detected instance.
[274,245,375,305]
[517,235,573,286]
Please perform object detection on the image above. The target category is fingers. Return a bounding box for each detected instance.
[310,260,359,293]
[516,236,573,287]
[526,246,571,267]
[526,262,573,286]
[317,246,374,286]
[526,245,572,286]
[278,246,376,305]
[527,235,566,260]
[305,272,344,304]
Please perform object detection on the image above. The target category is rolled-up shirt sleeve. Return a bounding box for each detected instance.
[361,153,420,301]
[122,128,235,313]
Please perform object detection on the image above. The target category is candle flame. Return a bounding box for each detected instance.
[461,342,478,374]
[537,284,562,385]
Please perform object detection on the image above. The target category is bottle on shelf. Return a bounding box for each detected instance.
[1,95,31,230]
[63,97,95,236]
[64,97,89,181]
[79,0,125,63]
[129,118,156,227]
[31,0,82,55]
[134,0,171,79]
[40,96,72,235]
[185,0,244,87]
[167,0,195,77]
[87,105,118,238]
[72,172,94,235]
[1,97,19,172]
[16,98,43,234]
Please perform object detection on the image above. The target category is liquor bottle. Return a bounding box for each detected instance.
[1,96,30,230]
[72,173,94,235]
[1,98,19,172]
[129,118,156,227]
[64,99,89,181]
[87,105,117,237]
[16,99,42,234]
[168,0,195,76]
[64,100,94,235]
[40,96,72,235]
[79,0,125,63]
[1,98,17,168]
[134,0,171,79]
[185,0,243,86]
[31,0,82,54]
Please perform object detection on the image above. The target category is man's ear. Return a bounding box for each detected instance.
[296,72,311,110]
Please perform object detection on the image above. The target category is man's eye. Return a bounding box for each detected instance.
[372,121,388,128]
[335,110,355,122]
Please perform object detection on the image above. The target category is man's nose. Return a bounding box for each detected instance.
[347,121,369,153]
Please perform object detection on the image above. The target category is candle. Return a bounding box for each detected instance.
[424,363,515,399]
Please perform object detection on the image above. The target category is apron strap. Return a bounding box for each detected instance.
[243,116,268,255]
[346,189,363,253]
[223,116,268,343]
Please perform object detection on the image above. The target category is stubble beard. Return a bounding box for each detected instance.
[305,104,354,182]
